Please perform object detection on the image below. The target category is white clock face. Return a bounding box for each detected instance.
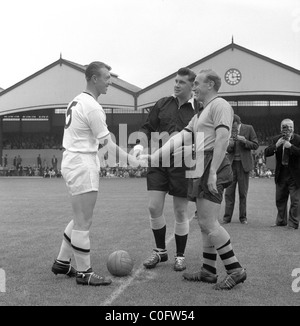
[225,69,241,85]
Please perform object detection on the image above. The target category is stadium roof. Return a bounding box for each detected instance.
[0,57,141,97]
[0,57,141,115]
[136,41,300,108]
[0,42,299,115]
[138,42,300,95]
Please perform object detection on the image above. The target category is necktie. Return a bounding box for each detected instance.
[282,147,289,166]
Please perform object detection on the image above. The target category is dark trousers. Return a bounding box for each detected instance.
[224,160,249,222]
[276,167,300,228]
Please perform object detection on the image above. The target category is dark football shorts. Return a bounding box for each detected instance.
[187,152,233,204]
[147,165,189,198]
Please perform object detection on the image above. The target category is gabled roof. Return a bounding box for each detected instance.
[0,57,141,97]
[62,58,141,93]
[137,42,300,95]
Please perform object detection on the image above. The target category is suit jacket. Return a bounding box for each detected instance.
[227,123,259,173]
[264,133,300,187]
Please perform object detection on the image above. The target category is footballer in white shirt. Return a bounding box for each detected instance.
[51,61,143,286]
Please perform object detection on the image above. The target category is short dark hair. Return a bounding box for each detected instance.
[177,67,196,83]
[233,114,241,124]
[85,61,111,81]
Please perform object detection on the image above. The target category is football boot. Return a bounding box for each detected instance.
[143,249,168,269]
[174,256,186,271]
[183,267,218,283]
[213,268,247,290]
[51,260,77,277]
[76,268,112,286]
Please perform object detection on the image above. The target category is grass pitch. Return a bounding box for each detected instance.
[0,176,299,306]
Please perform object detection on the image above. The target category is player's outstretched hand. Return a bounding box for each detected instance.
[133,144,144,157]
[128,154,148,167]
[173,145,193,159]
[139,154,151,166]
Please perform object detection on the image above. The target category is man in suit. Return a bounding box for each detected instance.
[223,114,259,224]
[265,119,300,229]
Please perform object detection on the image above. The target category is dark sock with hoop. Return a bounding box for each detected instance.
[152,225,166,250]
[175,234,188,256]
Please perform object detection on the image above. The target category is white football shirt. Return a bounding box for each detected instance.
[62,92,110,153]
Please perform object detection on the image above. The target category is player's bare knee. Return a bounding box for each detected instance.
[198,218,217,235]
[148,204,163,217]
[174,207,187,221]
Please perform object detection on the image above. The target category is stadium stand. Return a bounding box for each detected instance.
[0,42,299,176]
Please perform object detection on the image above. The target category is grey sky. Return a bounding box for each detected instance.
[0,0,299,89]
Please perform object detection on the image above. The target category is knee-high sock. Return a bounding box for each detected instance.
[174,220,189,256]
[208,226,241,272]
[71,230,91,272]
[201,231,217,274]
[150,215,166,250]
[57,220,74,262]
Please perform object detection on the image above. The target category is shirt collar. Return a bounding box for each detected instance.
[172,94,195,110]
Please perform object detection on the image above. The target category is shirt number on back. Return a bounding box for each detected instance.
[64,101,78,129]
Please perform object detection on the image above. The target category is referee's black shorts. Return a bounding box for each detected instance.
[147,165,189,198]
[187,152,233,204]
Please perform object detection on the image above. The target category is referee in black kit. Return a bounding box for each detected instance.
[134,67,201,272]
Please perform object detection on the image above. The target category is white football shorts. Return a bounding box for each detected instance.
[61,150,100,196]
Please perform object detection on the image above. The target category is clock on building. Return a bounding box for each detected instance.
[225,68,242,85]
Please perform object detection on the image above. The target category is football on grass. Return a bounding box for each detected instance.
[107,250,134,276]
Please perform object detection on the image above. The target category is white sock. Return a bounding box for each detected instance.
[57,220,74,262]
[71,229,91,272]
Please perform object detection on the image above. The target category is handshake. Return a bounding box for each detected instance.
[132,144,151,166]
[133,144,144,157]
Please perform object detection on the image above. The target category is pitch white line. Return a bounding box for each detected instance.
[100,216,194,306]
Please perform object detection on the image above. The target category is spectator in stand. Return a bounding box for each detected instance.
[49,168,56,178]
[16,155,22,169]
[18,164,23,176]
[4,154,8,167]
[257,153,264,176]
[265,169,272,178]
[52,155,58,172]
[37,154,42,168]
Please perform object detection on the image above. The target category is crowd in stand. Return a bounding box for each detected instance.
[1,151,271,179]
[0,152,148,179]
[3,133,62,150]
[1,155,62,178]
[99,165,147,178]
[4,127,298,150]
[251,150,273,178]
[1,128,281,179]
